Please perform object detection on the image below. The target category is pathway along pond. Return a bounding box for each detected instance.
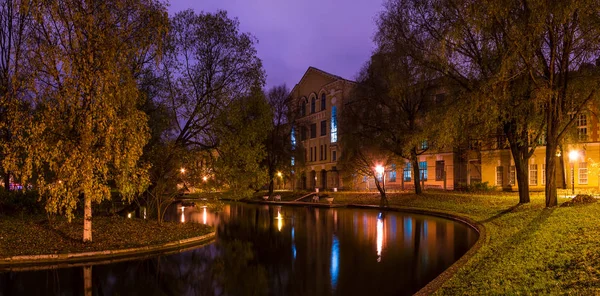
[0,202,478,295]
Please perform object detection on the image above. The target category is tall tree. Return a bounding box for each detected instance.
[145,9,264,216]
[0,0,32,190]
[376,0,548,203]
[344,52,442,195]
[264,84,293,198]
[213,85,272,199]
[20,0,168,242]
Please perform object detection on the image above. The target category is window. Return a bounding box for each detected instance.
[509,166,515,186]
[496,166,503,186]
[421,140,428,150]
[301,126,307,141]
[310,123,316,138]
[529,164,538,186]
[300,101,306,117]
[577,113,587,141]
[320,120,327,136]
[363,175,368,182]
[291,156,295,166]
[309,147,313,162]
[324,144,327,160]
[311,96,316,113]
[579,162,588,184]
[332,151,337,161]
[321,93,326,110]
[313,147,317,161]
[389,164,397,182]
[435,161,445,181]
[404,163,412,181]
[376,170,383,182]
[542,164,546,185]
[419,161,428,181]
[320,145,323,160]
[331,106,338,143]
[291,126,296,149]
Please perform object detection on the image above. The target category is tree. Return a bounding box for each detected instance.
[20,0,168,242]
[0,0,32,190]
[145,9,264,217]
[376,0,548,203]
[343,52,442,195]
[213,85,272,199]
[264,84,294,198]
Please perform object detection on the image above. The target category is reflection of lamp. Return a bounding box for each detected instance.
[276,210,283,231]
[203,207,207,224]
[375,165,386,194]
[569,150,579,195]
[180,206,185,223]
[376,213,384,262]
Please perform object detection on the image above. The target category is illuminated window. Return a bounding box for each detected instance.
[529,164,538,186]
[291,126,296,149]
[389,164,397,182]
[321,93,326,110]
[331,106,338,143]
[509,166,515,186]
[579,162,588,184]
[541,164,546,185]
[404,163,411,181]
[291,156,295,166]
[421,140,428,150]
[496,166,503,186]
[419,161,428,181]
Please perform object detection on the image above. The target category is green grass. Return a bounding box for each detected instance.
[0,215,213,257]
[329,191,600,295]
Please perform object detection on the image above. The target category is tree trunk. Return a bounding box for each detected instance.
[3,172,9,190]
[83,195,92,242]
[558,145,567,189]
[545,141,558,207]
[516,163,530,204]
[410,148,422,195]
[374,177,388,208]
[268,179,274,198]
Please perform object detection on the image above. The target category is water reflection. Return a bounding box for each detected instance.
[1,203,477,296]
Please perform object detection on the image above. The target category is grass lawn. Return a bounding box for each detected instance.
[0,215,213,257]
[328,191,600,295]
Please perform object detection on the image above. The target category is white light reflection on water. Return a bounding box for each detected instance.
[203,207,207,224]
[276,210,283,232]
[180,206,185,223]
[377,212,384,262]
[331,235,339,290]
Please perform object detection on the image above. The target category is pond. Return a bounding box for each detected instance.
[0,202,478,296]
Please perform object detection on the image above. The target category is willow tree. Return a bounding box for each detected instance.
[22,0,168,242]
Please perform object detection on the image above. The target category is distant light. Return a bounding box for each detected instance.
[180,168,186,174]
[277,171,282,178]
[375,165,384,174]
[127,213,132,219]
[569,150,579,162]
[202,176,208,182]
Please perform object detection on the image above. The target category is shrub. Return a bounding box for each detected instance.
[467,181,495,192]
[0,188,44,215]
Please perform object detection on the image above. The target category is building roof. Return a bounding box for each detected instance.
[290,66,355,96]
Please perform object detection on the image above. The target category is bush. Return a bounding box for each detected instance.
[467,181,495,192]
[561,194,597,207]
[0,188,44,215]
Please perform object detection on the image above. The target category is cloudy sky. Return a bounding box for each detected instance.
[168,0,385,89]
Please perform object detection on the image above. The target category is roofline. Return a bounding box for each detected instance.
[290,66,355,96]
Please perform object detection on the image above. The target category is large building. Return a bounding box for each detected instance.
[291,66,600,194]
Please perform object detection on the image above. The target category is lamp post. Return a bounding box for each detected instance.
[375,165,386,194]
[568,150,579,196]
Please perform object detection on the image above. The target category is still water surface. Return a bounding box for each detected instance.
[0,203,477,295]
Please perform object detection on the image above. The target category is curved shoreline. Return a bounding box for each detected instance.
[0,231,216,269]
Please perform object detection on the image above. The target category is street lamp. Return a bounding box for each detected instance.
[180,167,186,174]
[375,164,386,194]
[568,150,579,196]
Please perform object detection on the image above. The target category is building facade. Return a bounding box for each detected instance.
[291,66,600,193]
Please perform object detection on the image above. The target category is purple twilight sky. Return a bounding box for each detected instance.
[167,0,386,89]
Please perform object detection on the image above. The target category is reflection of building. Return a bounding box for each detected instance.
[291,66,600,192]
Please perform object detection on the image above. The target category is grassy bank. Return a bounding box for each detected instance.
[327,191,600,295]
[0,215,213,257]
